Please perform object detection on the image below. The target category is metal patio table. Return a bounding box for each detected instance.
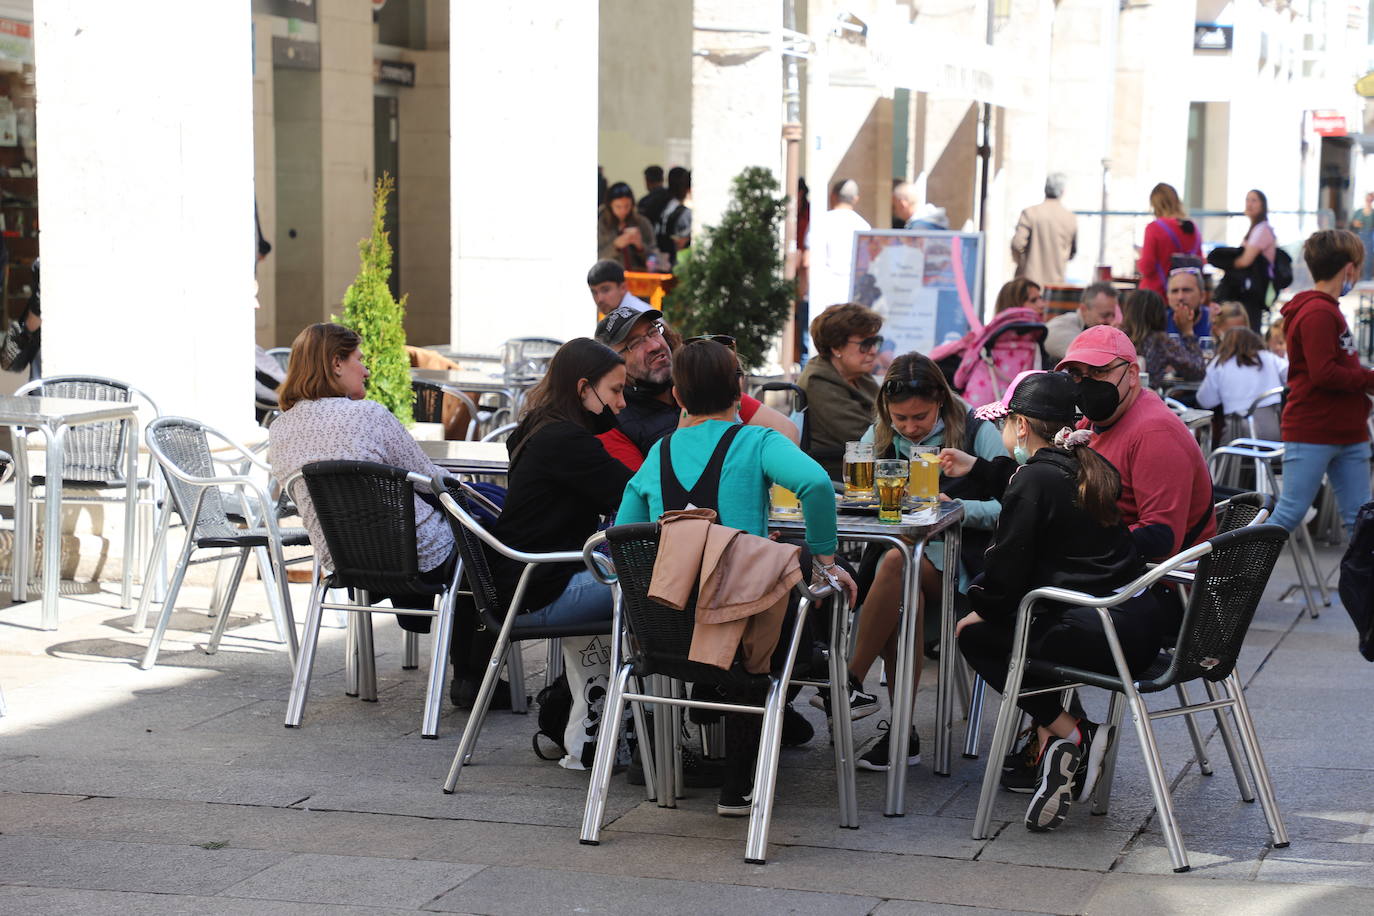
[771,499,964,816]
[419,438,510,477]
[0,395,139,629]
[410,367,539,418]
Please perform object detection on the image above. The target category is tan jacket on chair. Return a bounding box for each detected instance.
[648,509,803,673]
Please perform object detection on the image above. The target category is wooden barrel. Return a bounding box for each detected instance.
[1043,284,1082,319]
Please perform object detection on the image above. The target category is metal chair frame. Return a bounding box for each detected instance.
[412,379,482,441]
[283,464,462,739]
[576,523,856,865]
[971,525,1291,873]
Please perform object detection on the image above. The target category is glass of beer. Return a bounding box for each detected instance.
[843,441,875,498]
[908,447,940,511]
[875,459,909,523]
[770,483,802,518]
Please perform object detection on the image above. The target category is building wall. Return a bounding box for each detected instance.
[396,47,450,346]
[252,14,278,345]
[272,67,324,339]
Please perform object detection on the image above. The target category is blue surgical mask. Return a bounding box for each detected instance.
[1342,276,1355,297]
[1013,435,1030,465]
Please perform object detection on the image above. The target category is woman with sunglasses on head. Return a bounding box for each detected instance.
[1121,288,1204,384]
[823,352,1008,771]
[799,303,884,480]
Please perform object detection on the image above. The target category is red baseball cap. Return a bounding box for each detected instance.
[1056,325,1138,370]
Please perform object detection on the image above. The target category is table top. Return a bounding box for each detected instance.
[420,438,510,472]
[0,395,139,425]
[411,367,539,392]
[770,499,964,538]
[1177,407,1212,430]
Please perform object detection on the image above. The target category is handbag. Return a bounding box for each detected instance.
[0,319,36,373]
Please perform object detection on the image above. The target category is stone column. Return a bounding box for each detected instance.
[34,0,257,434]
[450,3,597,353]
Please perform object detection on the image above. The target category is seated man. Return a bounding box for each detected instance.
[588,259,650,319]
[1043,282,1118,366]
[594,305,800,470]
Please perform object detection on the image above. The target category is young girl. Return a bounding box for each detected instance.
[831,352,1006,772]
[1196,327,1287,442]
[942,370,1170,833]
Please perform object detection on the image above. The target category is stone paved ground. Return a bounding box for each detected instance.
[2,543,1374,915]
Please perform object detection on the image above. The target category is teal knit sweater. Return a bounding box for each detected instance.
[617,420,838,556]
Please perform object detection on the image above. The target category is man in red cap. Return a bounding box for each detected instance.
[1057,324,1216,563]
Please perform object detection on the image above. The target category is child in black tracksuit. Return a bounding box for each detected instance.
[941,370,1173,833]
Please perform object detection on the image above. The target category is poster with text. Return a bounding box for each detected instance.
[849,230,984,376]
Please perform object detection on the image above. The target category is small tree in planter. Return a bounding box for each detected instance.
[339,173,412,425]
[666,166,796,371]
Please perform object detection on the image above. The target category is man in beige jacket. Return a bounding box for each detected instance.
[1011,173,1078,287]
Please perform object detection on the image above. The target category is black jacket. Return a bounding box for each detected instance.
[490,419,631,612]
[616,383,679,457]
[966,448,1143,624]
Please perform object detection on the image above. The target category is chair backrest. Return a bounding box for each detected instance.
[411,379,479,439]
[1215,491,1274,533]
[754,381,810,452]
[266,347,292,374]
[18,375,157,483]
[603,522,730,684]
[442,481,508,630]
[145,416,238,540]
[501,337,562,379]
[299,460,439,595]
[1161,524,1288,685]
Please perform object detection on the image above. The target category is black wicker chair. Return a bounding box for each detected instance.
[577,522,856,865]
[137,416,306,671]
[412,379,481,441]
[435,481,613,791]
[283,460,462,739]
[971,524,1291,873]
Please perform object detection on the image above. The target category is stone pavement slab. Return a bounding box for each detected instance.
[217,852,484,909]
[0,886,427,916]
[0,835,287,895]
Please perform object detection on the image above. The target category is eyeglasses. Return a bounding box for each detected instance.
[848,334,884,352]
[619,321,664,353]
[686,334,737,352]
[882,378,935,399]
[1064,360,1130,384]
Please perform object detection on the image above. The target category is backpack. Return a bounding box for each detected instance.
[1271,248,1293,291]
[532,674,573,760]
[1338,500,1374,662]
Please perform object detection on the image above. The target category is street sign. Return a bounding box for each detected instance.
[1313,110,1348,137]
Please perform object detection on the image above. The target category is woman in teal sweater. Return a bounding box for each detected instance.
[617,339,857,815]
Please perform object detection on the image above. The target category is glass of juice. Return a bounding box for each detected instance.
[908,447,940,511]
[770,483,802,518]
[843,441,875,499]
[875,459,909,523]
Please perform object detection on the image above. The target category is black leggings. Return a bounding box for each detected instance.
[957,588,1170,727]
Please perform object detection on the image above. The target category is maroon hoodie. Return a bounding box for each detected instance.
[1280,289,1374,444]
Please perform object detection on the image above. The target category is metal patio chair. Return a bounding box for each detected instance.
[412,379,481,441]
[136,416,304,670]
[971,524,1291,873]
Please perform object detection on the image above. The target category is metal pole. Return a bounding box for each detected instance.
[781,0,802,367]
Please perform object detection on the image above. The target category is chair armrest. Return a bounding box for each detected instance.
[432,474,582,566]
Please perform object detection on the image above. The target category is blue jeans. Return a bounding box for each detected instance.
[1271,441,1372,534]
[521,569,613,629]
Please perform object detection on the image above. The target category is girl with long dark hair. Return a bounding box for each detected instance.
[1121,288,1204,384]
[1197,327,1287,442]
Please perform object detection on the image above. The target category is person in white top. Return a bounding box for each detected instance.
[1196,327,1288,442]
[805,178,871,313]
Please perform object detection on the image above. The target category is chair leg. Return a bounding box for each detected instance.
[355,602,378,703]
[827,593,858,829]
[671,678,685,799]
[139,536,197,670]
[1203,679,1255,803]
[344,613,359,697]
[745,676,788,864]
[132,500,174,633]
[1177,683,1214,776]
[403,631,419,670]
[652,675,676,808]
[206,548,250,655]
[580,663,632,845]
[252,546,289,646]
[1296,521,1331,610]
[629,685,657,802]
[421,594,457,739]
[1089,691,1125,816]
[1286,536,1321,619]
[208,548,235,617]
[972,675,1023,839]
[545,636,564,685]
[443,631,513,792]
[284,578,328,728]
[1224,673,1290,848]
[963,673,987,760]
[1126,687,1191,872]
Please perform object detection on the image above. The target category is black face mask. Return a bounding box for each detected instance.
[1076,377,1121,423]
[583,390,618,434]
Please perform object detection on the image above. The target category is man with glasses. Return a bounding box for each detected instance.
[1057,325,1215,565]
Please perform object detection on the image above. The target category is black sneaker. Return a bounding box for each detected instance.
[781,703,814,747]
[716,787,754,817]
[1000,728,1040,794]
[1025,738,1083,832]
[856,721,921,771]
[809,680,879,720]
[626,746,725,788]
[1073,719,1115,802]
[450,677,514,711]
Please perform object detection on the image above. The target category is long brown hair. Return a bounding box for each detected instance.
[874,352,965,456]
[508,337,624,464]
[279,322,360,411]
[1121,288,1166,350]
[994,277,1041,314]
[1215,326,1264,369]
[1020,415,1121,526]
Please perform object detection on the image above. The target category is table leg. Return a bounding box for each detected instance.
[11,450,28,604]
[884,537,924,817]
[934,524,961,776]
[41,425,65,630]
[120,415,139,609]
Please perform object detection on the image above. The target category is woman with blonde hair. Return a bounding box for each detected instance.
[1197,327,1287,442]
[1137,182,1201,295]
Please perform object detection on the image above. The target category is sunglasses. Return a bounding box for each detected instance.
[882,378,937,399]
[686,334,737,352]
[849,335,884,352]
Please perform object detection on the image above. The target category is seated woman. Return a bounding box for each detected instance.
[485,337,633,770]
[993,277,1044,319]
[1122,288,1205,385]
[1197,327,1287,443]
[944,370,1169,834]
[269,322,456,652]
[618,339,857,816]
[831,352,1007,772]
[799,303,883,480]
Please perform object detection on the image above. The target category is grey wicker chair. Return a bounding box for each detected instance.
[283,460,463,739]
[136,416,305,670]
[970,524,1291,873]
[8,375,161,605]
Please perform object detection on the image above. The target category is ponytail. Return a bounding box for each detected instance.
[1024,418,1122,527]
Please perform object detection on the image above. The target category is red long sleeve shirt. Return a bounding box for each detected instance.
[1279,290,1374,445]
